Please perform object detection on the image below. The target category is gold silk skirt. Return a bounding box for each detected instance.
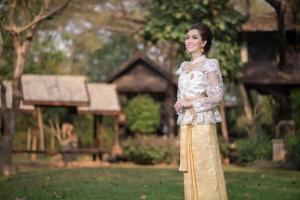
[179,124,228,200]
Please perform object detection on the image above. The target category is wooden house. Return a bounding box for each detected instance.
[106,52,178,135]
[238,3,300,118]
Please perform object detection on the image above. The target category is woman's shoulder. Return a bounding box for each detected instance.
[175,60,190,75]
[180,60,190,67]
[203,57,220,73]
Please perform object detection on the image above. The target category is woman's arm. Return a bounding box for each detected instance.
[192,60,224,112]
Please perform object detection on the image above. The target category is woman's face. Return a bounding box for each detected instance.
[184,29,206,54]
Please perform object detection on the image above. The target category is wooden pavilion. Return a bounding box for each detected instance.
[106,52,178,136]
[0,81,35,114]
[78,83,121,158]
[20,74,89,152]
[1,74,121,160]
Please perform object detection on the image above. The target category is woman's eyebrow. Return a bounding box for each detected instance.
[185,34,199,37]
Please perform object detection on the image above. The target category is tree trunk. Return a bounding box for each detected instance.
[265,0,286,71]
[163,42,179,138]
[0,31,3,59]
[238,84,257,140]
[0,110,15,176]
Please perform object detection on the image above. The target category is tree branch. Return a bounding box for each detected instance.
[7,0,17,27]
[112,15,146,25]
[4,0,71,34]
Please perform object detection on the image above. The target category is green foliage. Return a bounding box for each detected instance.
[218,138,230,157]
[0,30,14,79]
[235,139,256,163]
[259,95,276,128]
[124,95,161,134]
[124,145,170,165]
[24,40,66,75]
[284,134,300,169]
[291,89,300,129]
[235,134,272,164]
[210,41,243,82]
[122,135,174,165]
[141,0,244,81]
[73,115,94,148]
[234,93,277,138]
[142,0,242,43]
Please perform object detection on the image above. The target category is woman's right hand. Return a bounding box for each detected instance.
[174,100,183,113]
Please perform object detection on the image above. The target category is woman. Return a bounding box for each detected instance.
[174,23,228,200]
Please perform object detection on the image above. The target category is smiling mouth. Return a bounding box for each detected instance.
[187,45,196,49]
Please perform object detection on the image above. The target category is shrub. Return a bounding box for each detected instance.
[218,138,230,158]
[235,134,272,164]
[284,134,300,169]
[122,135,176,165]
[124,95,160,134]
[291,89,300,129]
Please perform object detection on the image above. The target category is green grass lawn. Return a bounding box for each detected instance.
[0,165,299,200]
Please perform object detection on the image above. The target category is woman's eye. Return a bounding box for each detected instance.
[184,35,190,40]
[192,36,199,39]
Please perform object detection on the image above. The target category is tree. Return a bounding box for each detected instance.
[0,0,70,176]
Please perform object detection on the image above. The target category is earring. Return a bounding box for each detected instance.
[186,49,190,54]
[201,46,204,53]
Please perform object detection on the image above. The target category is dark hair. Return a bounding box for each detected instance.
[187,23,213,54]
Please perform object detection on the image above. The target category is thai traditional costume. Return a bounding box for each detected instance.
[175,55,228,200]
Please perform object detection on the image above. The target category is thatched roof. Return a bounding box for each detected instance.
[21,74,89,106]
[106,53,177,93]
[77,83,121,115]
[0,81,34,113]
[240,62,300,85]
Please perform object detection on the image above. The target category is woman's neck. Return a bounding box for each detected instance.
[191,52,204,60]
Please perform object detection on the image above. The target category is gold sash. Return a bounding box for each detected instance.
[179,92,206,173]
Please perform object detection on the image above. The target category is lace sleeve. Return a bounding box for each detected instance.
[175,61,187,100]
[192,59,224,112]
[175,61,187,76]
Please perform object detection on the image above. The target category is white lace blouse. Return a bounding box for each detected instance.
[175,55,224,125]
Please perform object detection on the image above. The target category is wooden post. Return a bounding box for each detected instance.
[92,115,102,161]
[31,130,37,161]
[36,107,45,151]
[98,115,103,151]
[50,133,55,153]
[0,115,3,136]
[111,116,123,158]
[26,128,31,156]
[220,101,229,142]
